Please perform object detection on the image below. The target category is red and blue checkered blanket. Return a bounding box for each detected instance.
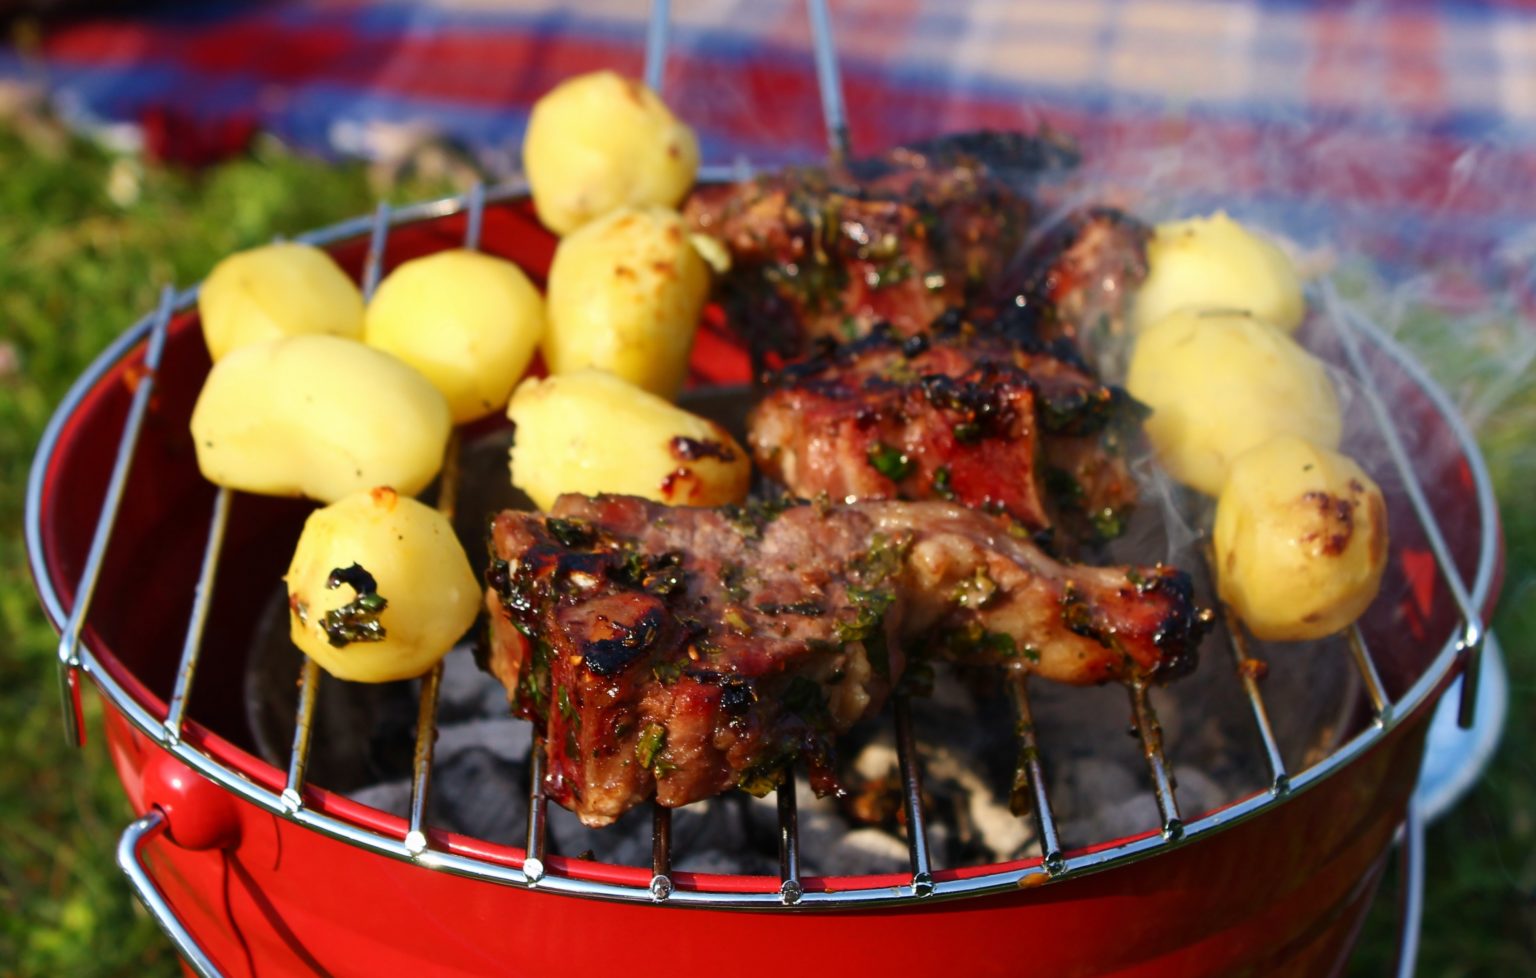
[4,0,1535,302]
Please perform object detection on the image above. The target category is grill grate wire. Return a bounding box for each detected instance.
[36,0,1497,916]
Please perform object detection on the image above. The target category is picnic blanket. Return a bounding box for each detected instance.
[4,0,1535,305]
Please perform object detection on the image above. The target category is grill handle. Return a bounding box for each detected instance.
[118,810,227,978]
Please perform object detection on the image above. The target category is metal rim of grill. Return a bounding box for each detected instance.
[24,0,1497,922]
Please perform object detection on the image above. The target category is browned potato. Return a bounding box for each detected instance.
[506,369,750,511]
[1214,436,1388,641]
[542,207,710,400]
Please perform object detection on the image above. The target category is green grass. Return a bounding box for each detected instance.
[0,120,452,977]
[0,117,1531,976]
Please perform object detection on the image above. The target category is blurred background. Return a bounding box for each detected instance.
[1,1,1532,974]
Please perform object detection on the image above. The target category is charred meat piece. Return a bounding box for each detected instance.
[485,495,1207,826]
[748,324,1142,543]
[991,205,1151,364]
[684,131,1064,356]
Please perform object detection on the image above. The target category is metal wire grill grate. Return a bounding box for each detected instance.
[33,0,1496,923]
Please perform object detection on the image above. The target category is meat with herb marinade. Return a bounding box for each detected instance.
[990,205,1152,365]
[683,131,1076,357]
[748,323,1143,545]
[485,495,1208,826]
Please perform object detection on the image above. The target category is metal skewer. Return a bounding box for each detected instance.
[403,182,484,856]
[1198,544,1289,793]
[1129,680,1183,840]
[807,0,850,161]
[777,779,803,904]
[1222,622,1291,794]
[644,0,672,94]
[282,658,322,813]
[1008,676,1064,873]
[651,805,674,901]
[523,743,548,882]
[893,697,934,895]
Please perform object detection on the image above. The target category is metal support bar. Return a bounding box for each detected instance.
[1347,625,1393,727]
[777,779,803,904]
[56,284,177,746]
[1007,676,1064,873]
[362,202,391,298]
[1129,681,1183,840]
[163,487,233,742]
[463,184,486,253]
[893,697,934,894]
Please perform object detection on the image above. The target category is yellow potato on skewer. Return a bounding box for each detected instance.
[1133,212,1305,334]
[286,488,480,682]
[199,242,365,360]
[524,70,699,235]
[365,249,546,423]
[1214,436,1388,641]
[1127,308,1340,496]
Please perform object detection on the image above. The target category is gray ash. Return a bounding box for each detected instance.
[345,618,1354,878]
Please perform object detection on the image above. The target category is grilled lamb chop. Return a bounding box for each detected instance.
[683,131,1074,357]
[485,495,1207,826]
[748,323,1143,545]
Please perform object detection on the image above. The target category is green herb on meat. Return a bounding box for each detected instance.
[546,517,596,548]
[635,723,667,769]
[932,465,955,500]
[867,442,915,482]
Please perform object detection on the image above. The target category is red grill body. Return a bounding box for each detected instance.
[31,198,1499,978]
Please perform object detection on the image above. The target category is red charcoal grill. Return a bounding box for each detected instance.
[24,3,1502,975]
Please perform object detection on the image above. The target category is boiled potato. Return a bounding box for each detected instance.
[365,249,545,423]
[543,207,709,399]
[1214,436,1388,641]
[200,242,365,360]
[286,488,480,682]
[523,70,699,235]
[1127,309,1340,495]
[191,334,451,502]
[1132,212,1305,334]
[507,369,749,510]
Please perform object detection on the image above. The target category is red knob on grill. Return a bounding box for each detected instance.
[140,752,240,851]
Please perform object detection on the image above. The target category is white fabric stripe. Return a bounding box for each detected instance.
[1493,14,1536,122]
